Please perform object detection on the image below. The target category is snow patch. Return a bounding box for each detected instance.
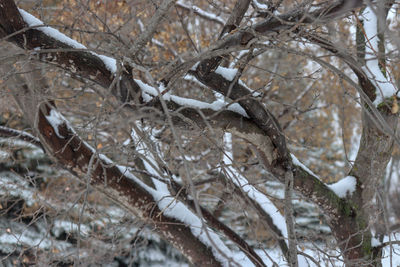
[215,66,238,81]
[253,0,268,9]
[116,128,256,266]
[327,176,357,198]
[371,237,382,247]
[151,179,254,266]
[239,80,261,97]
[45,109,67,138]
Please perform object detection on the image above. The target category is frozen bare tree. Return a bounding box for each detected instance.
[0,0,400,266]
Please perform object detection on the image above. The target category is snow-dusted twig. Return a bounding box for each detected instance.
[176,1,225,25]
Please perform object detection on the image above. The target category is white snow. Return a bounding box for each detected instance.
[362,6,398,106]
[223,133,314,264]
[371,237,382,247]
[0,172,36,206]
[135,79,249,117]
[19,9,85,49]
[190,61,200,71]
[184,74,208,88]
[0,232,52,252]
[215,66,238,81]
[45,109,67,138]
[18,9,117,73]
[96,54,117,74]
[135,178,252,266]
[327,176,357,198]
[291,153,319,179]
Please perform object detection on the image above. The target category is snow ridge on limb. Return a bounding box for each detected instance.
[18,9,117,73]
[135,79,249,117]
[292,153,357,199]
[19,6,249,120]
[0,1,143,105]
[327,176,357,198]
[362,6,399,106]
[0,126,43,149]
[150,179,255,267]
[223,133,289,261]
[291,153,319,179]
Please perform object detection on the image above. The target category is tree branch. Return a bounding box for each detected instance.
[0,125,43,150]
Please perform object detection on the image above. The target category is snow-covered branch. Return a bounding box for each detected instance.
[176,1,225,25]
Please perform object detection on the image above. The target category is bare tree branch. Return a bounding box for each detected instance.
[0,125,43,150]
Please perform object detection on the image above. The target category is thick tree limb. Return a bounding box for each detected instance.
[35,102,223,267]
